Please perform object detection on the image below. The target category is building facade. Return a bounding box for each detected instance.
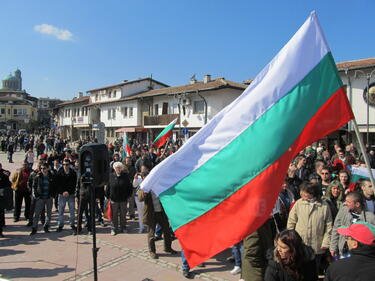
[37,97,64,128]
[338,58,375,145]
[54,75,247,144]
[0,69,38,131]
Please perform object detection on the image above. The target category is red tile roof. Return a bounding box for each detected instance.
[336,58,375,70]
[57,96,89,107]
[86,78,169,93]
[134,78,246,98]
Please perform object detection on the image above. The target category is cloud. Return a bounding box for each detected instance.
[34,24,73,41]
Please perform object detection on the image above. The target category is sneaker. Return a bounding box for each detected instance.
[44,226,50,233]
[26,221,32,227]
[111,230,116,236]
[154,236,162,241]
[13,218,19,223]
[0,232,4,238]
[230,266,241,275]
[56,226,63,232]
[149,252,159,259]
[182,269,192,279]
[30,228,37,235]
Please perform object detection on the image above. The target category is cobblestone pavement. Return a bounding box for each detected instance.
[0,151,240,281]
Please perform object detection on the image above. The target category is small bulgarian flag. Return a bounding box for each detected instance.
[152,118,178,148]
[348,166,375,191]
[122,133,131,159]
[141,12,354,268]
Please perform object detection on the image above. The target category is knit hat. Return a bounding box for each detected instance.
[337,222,375,245]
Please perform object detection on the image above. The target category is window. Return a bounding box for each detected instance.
[13,109,17,115]
[129,107,133,117]
[193,100,205,114]
[95,94,99,101]
[154,104,159,116]
[162,102,168,114]
[107,109,111,119]
[112,90,116,98]
[123,107,128,117]
[112,109,116,119]
[0,108,5,114]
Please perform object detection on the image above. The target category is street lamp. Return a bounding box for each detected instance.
[354,69,375,146]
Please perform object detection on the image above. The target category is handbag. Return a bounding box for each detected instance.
[11,172,21,191]
[104,200,113,220]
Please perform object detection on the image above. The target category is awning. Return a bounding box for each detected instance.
[73,124,90,128]
[115,127,148,133]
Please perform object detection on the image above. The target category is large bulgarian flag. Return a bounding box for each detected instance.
[141,12,354,268]
[348,166,375,191]
[152,118,178,148]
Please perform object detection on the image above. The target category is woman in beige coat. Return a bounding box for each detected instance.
[287,182,332,272]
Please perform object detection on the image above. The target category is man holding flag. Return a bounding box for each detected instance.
[140,11,354,280]
[152,118,178,149]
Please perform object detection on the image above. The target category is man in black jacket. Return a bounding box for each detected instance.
[325,222,375,281]
[30,163,55,235]
[0,164,11,237]
[56,159,77,234]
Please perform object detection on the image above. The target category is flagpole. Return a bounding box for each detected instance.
[162,138,170,157]
[352,119,375,194]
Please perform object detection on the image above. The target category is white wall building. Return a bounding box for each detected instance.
[137,75,247,141]
[338,58,375,145]
[54,76,247,144]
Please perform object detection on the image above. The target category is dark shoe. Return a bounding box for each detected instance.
[182,269,192,279]
[26,221,32,227]
[44,226,50,233]
[41,220,45,225]
[13,218,19,223]
[0,231,4,238]
[129,215,135,220]
[150,252,159,259]
[197,263,206,268]
[71,226,77,235]
[164,248,177,255]
[56,226,63,232]
[154,236,162,241]
[30,228,37,235]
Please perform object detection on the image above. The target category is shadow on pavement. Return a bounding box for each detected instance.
[0,248,25,256]
[0,264,74,279]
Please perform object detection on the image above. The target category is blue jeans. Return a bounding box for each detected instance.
[155,224,162,238]
[57,194,75,227]
[232,242,243,267]
[181,249,190,271]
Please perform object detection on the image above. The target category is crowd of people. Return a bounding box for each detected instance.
[236,142,375,281]
[0,131,375,281]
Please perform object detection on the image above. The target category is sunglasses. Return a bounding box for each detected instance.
[63,164,69,166]
[322,173,329,175]
[41,167,48,170]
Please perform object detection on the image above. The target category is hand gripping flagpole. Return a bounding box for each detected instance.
[352,119,375,194]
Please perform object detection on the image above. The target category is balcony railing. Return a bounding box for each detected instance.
[144,114,179,126]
